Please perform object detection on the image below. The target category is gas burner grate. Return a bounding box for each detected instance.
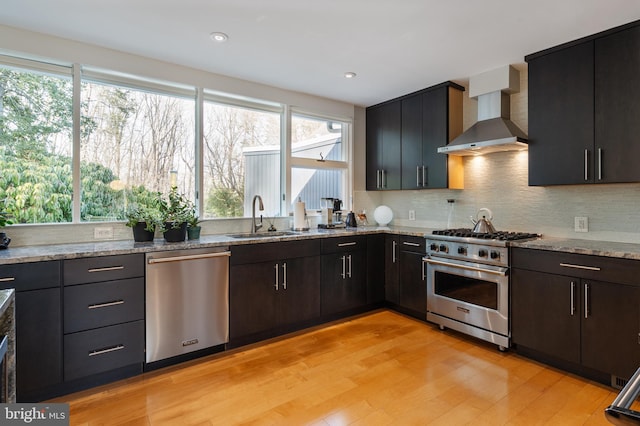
[432,229,539,241]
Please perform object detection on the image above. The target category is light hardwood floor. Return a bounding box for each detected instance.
[54,310,624,425]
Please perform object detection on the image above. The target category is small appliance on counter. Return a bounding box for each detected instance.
[318,197,346,229]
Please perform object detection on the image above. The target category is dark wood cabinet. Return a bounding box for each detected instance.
[512,248,640,382]
[527,21,640,185]
[366,234,385,306]
[367,82,463,191]
[229,240,321,345]
[385,235,426,319]
[398,239,427,315]
[366,100,401,190]
[0,261,62,402]
[384,235,400,304]
[527,41,594,186]
[62,254,145,384]
[321,236,367,317]
[594,24,640,183]
[401,85,461,189]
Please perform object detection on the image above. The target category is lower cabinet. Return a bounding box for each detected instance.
[512,248,640,383]
[0,261,62,402]
[385,235,427,319]
[229,240,321,346]
[321,236,367,317]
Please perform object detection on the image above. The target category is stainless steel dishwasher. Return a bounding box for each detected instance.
[145,247,230,364]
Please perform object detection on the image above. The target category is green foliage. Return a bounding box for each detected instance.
[0,211,12,227]
[206,187,243,218]
[159,187,193,230]
[123,186,164,232]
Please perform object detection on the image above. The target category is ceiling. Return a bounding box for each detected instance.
[2,0,640,107]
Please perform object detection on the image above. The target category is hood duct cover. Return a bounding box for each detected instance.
[438,66,528,156]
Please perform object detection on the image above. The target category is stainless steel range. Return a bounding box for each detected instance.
[424,228,539,350]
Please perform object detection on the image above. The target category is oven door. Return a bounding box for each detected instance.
[424,256,509,336]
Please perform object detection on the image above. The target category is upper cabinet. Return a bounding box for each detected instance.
[366,82,464,191]
[527,20,640,186]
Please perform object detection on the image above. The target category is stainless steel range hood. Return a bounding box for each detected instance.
[438,65,527,156]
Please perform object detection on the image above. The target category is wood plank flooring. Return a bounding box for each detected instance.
[53,310,625,425]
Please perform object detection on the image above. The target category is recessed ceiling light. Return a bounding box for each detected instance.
[210,32,229,42]
[344,72,357,79]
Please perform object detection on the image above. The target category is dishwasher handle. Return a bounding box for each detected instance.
[148,251,231,264]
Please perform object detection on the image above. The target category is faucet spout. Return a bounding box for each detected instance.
[251,195,264,233]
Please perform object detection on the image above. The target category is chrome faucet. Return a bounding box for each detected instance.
[251,195,264,233]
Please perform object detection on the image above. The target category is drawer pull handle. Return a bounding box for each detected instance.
[402,242,420,247]
[88,266,125,273]
[0,277,15,282]
[559,263,601,271]
[89,344,124,357]
[337,242,357,247]
[88,300,125,310]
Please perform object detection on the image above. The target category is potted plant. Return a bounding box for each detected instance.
[125,205,160,242]
[0,211,13,249]
[187,210,202,240]
[160,188,192,242]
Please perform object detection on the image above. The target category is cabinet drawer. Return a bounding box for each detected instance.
[64,320,144,381]
[321,235,367,254]
[511,248,640,286]
[231,239,320,265]
[64,254,144,285]
[399,236,426,252]
[0,261,60,291]
[64,278,144,333]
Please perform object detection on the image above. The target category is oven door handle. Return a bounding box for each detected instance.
[423,258,508,276]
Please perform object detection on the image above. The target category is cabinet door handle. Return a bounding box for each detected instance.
[598,148,602,181]
[559,263,601,271]
[570,281,576,316]
[337,242,357,247]
[341,256,346,279]
[422,166,427,187]
[403,242,420,247]
[88,300,124,310]
[0,277,15,283]
[416,166,421,187]
[88,266,124,273]
[376,170,381,189]
[392,240,397,263]
[381,169,386,188]
[347,255,352,278]
[421,261,425,281]
[89,344,125,357]
[584,149,589,181]
[282,262,287,290]
[584,283,589,319]
[274,264,279,290]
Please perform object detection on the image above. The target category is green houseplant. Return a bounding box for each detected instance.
[0,211,13,249]
[160,188,193,242]
[186,209,202,240]
[124,189,163,242]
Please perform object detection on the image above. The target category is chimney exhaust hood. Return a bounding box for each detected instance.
[438,65,527,156]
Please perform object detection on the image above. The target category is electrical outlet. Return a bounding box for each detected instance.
[94,226,114,239]
[574,217,588,233]
[408,210,416,221]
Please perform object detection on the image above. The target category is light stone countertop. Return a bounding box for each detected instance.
[512,237,640,260]
[0,225,431,265]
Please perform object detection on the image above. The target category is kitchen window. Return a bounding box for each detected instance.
[290,112,350,211]
[0,58,73,224]
[80,72,196,222]
[0,53,352,224]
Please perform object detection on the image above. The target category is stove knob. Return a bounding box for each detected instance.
[478,249,488,258]
[439,244,448,253]
[490,250,500,260]
[430,243,438,251]
[457,246,467,255]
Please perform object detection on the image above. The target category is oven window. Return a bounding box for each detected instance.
[434,271,498,310]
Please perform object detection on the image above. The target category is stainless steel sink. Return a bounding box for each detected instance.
[228,231,297,239]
